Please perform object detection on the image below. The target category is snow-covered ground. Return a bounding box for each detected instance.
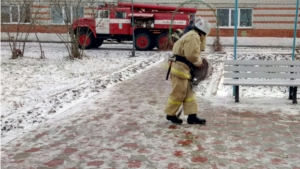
[193,51,300,116]
[1,42,300,145]
[1,43,158,117]
[0,42,164,144]
[195,52,300,98]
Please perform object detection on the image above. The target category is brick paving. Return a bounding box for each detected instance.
[1,62,300,169]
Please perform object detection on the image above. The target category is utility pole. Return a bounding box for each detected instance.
[131,0,136,57]
[233,0,238,96]
[292,0,299,61]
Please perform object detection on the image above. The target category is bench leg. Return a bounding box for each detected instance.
[289,87,294,100]
[292,87,298,104]
[235,86,239,103]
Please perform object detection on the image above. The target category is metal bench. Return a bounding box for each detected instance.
[223,60,300,104]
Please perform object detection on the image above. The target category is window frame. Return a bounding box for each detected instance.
[1,5,31,24]
[50,6,84,25]
[217,8,253,29]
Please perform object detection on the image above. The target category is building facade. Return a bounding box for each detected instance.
[1,0,299,38]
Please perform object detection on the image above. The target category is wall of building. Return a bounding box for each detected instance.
[1,0,299,38]
[193,1,300,37]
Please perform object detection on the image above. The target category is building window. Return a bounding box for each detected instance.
[1,5,30,23]
[217,8,252,28]
[51,6,83,24]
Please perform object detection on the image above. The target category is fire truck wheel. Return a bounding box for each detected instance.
[78,31,94,49]
[135,33,152,50]
[156,33,168,50]
[93,39,104,48]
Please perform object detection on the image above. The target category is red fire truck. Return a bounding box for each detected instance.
[72,2,197,50]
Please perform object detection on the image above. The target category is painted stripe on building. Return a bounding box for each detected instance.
[34,16,51,20]
[196,15,216,21]
[253,17,300,22]
[254,23,300,29]
[31,12,50,15]
[31,5,49,8]
[254,8,300,10]
[253,10,300,15]
[196,14,215,17]
[35,18,51,21]
[197,9,216,12]
[257,5,299,8]
[253,21,300,24]
[196,9,299,15]
[84,12,96,16]
[254,14,300,17]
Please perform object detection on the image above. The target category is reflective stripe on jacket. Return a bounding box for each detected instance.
[165,61,191,79]
[170,30,203,79]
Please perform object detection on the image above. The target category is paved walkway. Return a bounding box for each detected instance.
[1,62,300,169]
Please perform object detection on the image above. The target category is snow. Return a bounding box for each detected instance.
[1,42,300,145]
[1,42,157,117]
[194,52,300,115]
[195,52,300,98]
[1,42,163,144]
[205,96,300,116]
[2,32,300,47]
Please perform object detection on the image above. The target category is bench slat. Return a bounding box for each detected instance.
[223,79,300,86]
[224,60,300,66]
[224,66,300,72]
[224,73,300,79]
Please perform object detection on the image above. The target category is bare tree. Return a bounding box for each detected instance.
[201,2,223,53]
[159,1,223,52]
[30,0,49,59]
[211,18,223,53]
[48,0,115,59]
[1,0,34,59]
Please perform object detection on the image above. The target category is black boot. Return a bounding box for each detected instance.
[166,115,183,124]
[187,114,206,124]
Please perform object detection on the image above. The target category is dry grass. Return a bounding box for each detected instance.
[159,39,174,51]
[211,37,223,52]
[12,48,23,59]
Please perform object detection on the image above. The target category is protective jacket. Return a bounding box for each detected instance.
[170,30,203,79]
[164,30,204,116]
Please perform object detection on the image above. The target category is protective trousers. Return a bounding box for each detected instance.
[164,74,198,116]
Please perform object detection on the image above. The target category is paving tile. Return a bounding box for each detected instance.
[1,63,299,168]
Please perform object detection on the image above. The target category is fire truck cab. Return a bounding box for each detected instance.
[72,2,197,50]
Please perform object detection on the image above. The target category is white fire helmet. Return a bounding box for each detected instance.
[194,17,211,35]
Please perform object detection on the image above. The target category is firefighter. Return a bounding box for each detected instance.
[183,22,208,52]
[164,17,211,124]
[184,20,194,34]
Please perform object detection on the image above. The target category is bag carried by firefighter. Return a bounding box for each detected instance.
[164,54,213,85]
[191,56,213,86]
